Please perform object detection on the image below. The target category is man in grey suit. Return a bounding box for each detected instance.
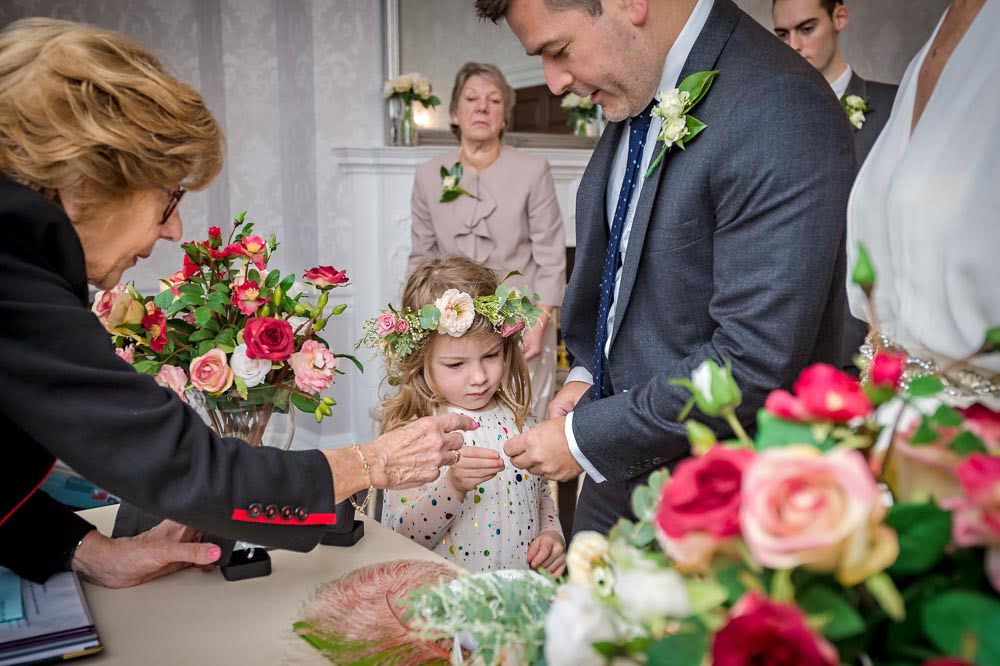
[773,0,898,163]
[477,0,856,534]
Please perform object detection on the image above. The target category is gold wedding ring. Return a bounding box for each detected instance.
[452,449,461,466]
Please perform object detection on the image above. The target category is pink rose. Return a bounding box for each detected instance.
[141,302,167,352]
[243,317,295,361]
[289,340,337,394]
[239,235,267,270]
[377,313,397,337]
[232,280,267,315]
[655,446,755,572]
[500,317,526,339]
[764,364,872,423]
[303,265,349,288]
[115,345,134,364]
[154,364,188,402]
[92,284,146,335]
[945,454,1000,549]
[870,350,906,388]
[741,446,898,586]
[960,404,1000,450]
[188,349,233,395]
[712,592,838,666]
[395,317,409,335]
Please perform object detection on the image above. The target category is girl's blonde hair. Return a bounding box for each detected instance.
[376,257,532,434]
[0,18,223,204]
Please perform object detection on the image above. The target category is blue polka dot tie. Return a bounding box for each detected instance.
[591,101,655,400]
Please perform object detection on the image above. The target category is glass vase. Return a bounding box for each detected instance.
[186,387,295,450]
[400,103,418,146]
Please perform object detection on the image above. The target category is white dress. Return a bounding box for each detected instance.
[381,404,562,573]
[846,1,1000,394]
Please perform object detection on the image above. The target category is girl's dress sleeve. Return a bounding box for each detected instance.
[381,476,466,546]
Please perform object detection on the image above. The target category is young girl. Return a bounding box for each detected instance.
[364,257,565,575]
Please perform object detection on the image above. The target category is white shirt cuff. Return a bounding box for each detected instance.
[565,411,606,484]
[566,365,595,386]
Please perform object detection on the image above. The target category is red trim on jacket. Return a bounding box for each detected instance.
[0,460,56,527]
[229,509,336,526]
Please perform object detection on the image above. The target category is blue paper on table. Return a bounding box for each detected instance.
[0,571,23,624]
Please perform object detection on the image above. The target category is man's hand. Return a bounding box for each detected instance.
[527,530,566,576]
[504,416,583,482]
[447,445,505,496]
[548,381,591,419]
[72,520,221,589]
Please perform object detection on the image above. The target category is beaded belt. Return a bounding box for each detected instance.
[859,333,1000,402]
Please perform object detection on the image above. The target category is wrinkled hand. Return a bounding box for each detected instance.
[72,520,221,589]
[504,416,583,482]
[367,412,475,490]
[520,317,546,361]
[447,445,505,496]
[527,530,566,576]
[548,381,591,419]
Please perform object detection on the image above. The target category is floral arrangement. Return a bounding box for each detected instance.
[93,211,359,429]
[841,93,872,130]
[439,162,476,203]
[646,70,719,178]
[382,72,440,109]
[358,280,542,359]
[560,92,598,137]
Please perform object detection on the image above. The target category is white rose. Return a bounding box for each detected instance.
[442,175,458,189]
[544,585,621,666]
[614,567,691,625]
[656,88,690,120]
[561,93,582,109]
[850,109,866,129]
[567,531,610,588]
[662,116,689,146]
[434,289,475,337]
[415,77,432,99]
[845,94,865,108]
[392,73,413,94]
[578,96,594,110]
[230,343,271,387]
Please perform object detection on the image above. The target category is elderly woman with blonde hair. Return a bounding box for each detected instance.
[408,62,566,418]
[0,17,471,588]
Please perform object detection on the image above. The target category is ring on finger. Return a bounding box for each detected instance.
[452,450,461,465]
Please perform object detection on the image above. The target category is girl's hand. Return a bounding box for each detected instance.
[527,530,566,577]
[447,445,505,496]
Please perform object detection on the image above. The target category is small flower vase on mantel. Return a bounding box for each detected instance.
[399,102,418,147]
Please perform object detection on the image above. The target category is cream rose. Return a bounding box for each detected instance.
[154,365,188,402]
[662,116,689,146]
[230,343,271,388]
[414,76,431,99]
[442,175,458,189]
[189,349,234,395]
[434,289,475,337]
[614,566,691,624]
[92,284,146,335]
[566,531,610,588]
[392,73,413,93]
[657,89,690,119]
[741,446,898,586]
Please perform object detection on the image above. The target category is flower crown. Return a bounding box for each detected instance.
[360,281,542,358]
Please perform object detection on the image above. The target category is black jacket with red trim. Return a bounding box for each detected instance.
[0,179,337,582]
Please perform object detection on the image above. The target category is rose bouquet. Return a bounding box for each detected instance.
[382,72,440,110]
[93,211,359,446]
[560,92,599,137]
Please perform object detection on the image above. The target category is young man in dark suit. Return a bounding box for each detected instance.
[477,0,856,534]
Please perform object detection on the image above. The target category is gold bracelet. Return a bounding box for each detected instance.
[349,444,375,514]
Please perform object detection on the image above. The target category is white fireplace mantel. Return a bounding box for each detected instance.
[331,145,591,441]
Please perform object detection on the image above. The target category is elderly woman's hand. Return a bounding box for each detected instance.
[365,412,476,490]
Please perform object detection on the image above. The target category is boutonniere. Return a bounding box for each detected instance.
[645,70,720,179]
[841,94,872,130]
[439,162,478,203]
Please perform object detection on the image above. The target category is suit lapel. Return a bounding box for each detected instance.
[609,0,741,348]
[845,72,869,100]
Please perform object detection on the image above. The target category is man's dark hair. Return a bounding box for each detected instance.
[475,0,603,24]
[772,0,844,18]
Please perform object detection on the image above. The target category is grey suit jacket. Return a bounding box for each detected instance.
[845,72,898,165]
[565,0,857,534]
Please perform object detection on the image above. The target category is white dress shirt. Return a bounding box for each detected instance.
[565,0,715,483]
[830,64,853,99]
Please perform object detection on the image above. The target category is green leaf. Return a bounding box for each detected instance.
[279,273,295,293]
[851,241,876,290]
[951,429,988,455]
[909,418,940,445]
[931,404,964,427]
[265,270,280,289]
[211,281,230,294]
[630,485,658,522]
[133,359,158,374]
[754,409,834,450]
[685,578,728,615]
[677,69,719,108]
[334,353,364,374]
[233,375,248,400]
[187,329,215,343]
[418,304,440,330]
[922,591,1000,665]
[439,165,449,179]
[626,519,655,548]
[983,325,1000,352]
[194,306,212,327]
[647,622,708,666]
[865,384,896,406]
[179,283,202,298]
[153,289,175,310]
[197,339,216,356]
[684,115,707,143]
[440,190,460,203]
[798,585,866,640]
[865,572,906,622]
[291,391,320,414]
[885,501,951,576]
[908,375,944,397]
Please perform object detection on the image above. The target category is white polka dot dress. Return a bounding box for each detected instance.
[381,404,562,573]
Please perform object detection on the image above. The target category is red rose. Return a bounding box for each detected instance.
[765,364,872,423]
[208,226,221,239]
[656,445,755,540]
[243,317,294,361]
[182,253,201,278]
[232,281,267,315]
[141,303,167,352]
[871,350,906,388]
[303,265,349,288]
[712,592,838,666]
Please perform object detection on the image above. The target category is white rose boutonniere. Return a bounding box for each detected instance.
[439,162,478,203]
[841,93,873,130]
[645,70,720,179]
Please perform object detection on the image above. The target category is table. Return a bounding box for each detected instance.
[77,505,450,664]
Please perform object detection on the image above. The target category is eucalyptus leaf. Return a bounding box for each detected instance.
[418,304,440,330]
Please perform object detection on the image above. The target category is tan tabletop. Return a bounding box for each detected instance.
[77,505,448,665]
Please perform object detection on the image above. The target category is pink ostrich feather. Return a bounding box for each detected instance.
[296,559,459,665]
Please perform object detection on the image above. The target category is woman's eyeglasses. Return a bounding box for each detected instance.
[159,186,187,225]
